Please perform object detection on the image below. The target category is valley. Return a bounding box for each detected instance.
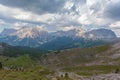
[0,38,120,80]
[0,28,120,80]
[0,0,120,79]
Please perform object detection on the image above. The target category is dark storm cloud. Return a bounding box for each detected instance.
[0,0,66,14]
[0,0,88,31]
[0,14,46,25]
[0,0,87,15]
[104,1,120,21]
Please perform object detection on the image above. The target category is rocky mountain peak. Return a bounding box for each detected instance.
[1,28,17,36]
[83,29,117,40]
[11,27,48,39]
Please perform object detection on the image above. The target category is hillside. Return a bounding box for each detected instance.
[39,37,107,50]
[0,40,120,80]
[39,40,120,77]
[0,43,54,80]
[0,43,46,58]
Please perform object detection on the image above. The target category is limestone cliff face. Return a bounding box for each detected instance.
[84,29,117,40]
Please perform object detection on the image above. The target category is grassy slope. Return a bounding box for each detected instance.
[41,45,111,67]
[0,55,55,80]
[0,66,54,80]
[0,44,53,80]
[0,41,120,79]
[63,65,120,76]
[40,43,120,76]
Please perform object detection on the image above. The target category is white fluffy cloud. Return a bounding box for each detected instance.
[110,21,120,28]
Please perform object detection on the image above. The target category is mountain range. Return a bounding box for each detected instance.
[0,27,117,50]
[0,29,120,80]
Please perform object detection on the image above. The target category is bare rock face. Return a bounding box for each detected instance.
[1,28,17,36]
[0,28,117,48]
[84,29,117,40]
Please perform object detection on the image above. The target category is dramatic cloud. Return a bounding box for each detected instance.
[0,0,120,36]
[0,0,66,14]
[104,1,120,21]
[0,0,87,14]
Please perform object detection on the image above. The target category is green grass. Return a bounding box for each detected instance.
[0,66,54,80]
[0,55,55,80]
[63,65,120,76]
[4,55,32,68]
[0,44,116,79]
[95,45,111,53]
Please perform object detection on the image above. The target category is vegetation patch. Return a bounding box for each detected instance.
[63,65,120,76]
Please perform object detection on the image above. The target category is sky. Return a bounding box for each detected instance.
[0,0,120,37]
